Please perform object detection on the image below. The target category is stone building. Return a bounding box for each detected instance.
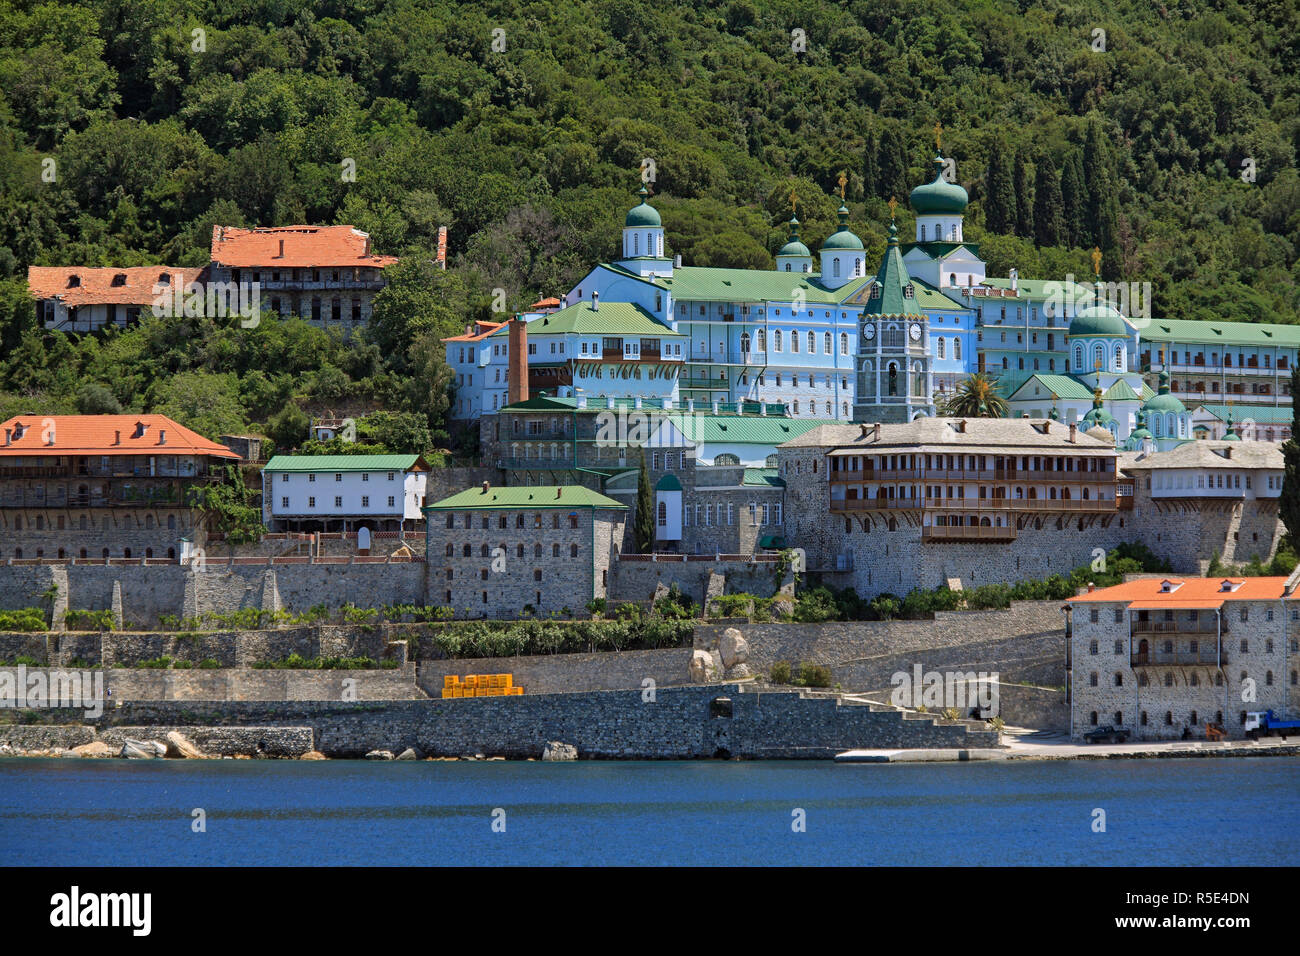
[262,454,430,534]
[1065,575,1299,740]
[423,483,626,619]
[207,225,397,330]
[28,266,207,332]
[0,414,240,560]
[778,417,1131,592]
[1121,439,1285,572]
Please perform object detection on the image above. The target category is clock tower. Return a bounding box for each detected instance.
[853,216,935,423]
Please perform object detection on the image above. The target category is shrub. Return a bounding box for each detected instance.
[198,659,222,669]
[796,662,831,687]
[65,609,115,632]
[769,660,792,684]
[137,656,173,669]
[0,608,47,631]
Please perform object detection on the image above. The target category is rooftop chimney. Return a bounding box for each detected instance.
[674,254,682,268]
[555,488,562,499]
[277,238,285,258]
[481,480,491,494]
[507,316,529,406]
[3,429,9,446]
[1069,423,1078,443]
[859,424,870,438]
[114,430,121,445]
[158,429,167,446]
[590,291,599,311]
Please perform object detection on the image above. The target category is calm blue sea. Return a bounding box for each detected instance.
[3,757,1297,866]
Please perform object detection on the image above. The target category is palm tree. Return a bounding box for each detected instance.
[940,373,1008,418]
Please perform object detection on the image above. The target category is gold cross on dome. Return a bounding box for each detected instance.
[887,196,898,219]
[1091,246,1102,276]
[837,172,847,200]
[789,188,797,215]
[934,121,943,150]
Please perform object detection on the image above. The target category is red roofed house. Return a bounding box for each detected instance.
[29,266,207,332]
[443,320,509,420]
[0,414,240,562]
[207,225,398,328]
[1064,574,1299,741]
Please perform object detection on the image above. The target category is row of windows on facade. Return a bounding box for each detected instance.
[1150,472,1272,492]
[11,514,180,531]
[445,542,581,559]
[737,371,850,390]
[279,472,398,482]
[841,514,1103,533]
[1089,629,1298,649]
[673,502,782,527]
[1088,671,1295,688]
[1146,349,1293,369]
[281,496,395,509]
[12,546,175,560]
[1166,380,1281,397]
[228,268,376,284]
[842,484,1109,501]
[265,297,364,321]
[827,454,1115,474]
[521,339,683,359]
[1088,710,1281,727]
[441,588,575,607]
[443,512,583,530]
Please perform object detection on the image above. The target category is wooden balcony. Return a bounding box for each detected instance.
[922,523,1017,542]
[830,496,1116,514]
[1130,648,1226,667]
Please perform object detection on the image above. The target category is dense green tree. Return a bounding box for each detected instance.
[984,142,1017,235]
[634,448,654,554]
[1013,146,1034,239]
[1032,153,1064,248]
[876,125,910,202]
[1060,151,1090,248]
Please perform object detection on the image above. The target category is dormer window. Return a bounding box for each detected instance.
[67,275,80,288]
[111,273,126,286]
[133,421,148,439]
[869,283,880,299]
[158,272,170,285]
[903,284,915,299]
[1159,580,1182,593]
[1219,579,1242,592]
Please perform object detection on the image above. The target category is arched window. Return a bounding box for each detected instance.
[954,338,961,360]
[937,338,945,359]
[833,258,841,278]
[808,331,815,353]
[657,501,667,527]
[784,263,791,271]
[757,329,766,352]
[1093,344,1104,371]
[714,454,740,465]
[854,258,862,275]
[921,224,927,241]
[840,333,848,354]
[824,332,831,353]
[633,233,639,256]
[1074,345,1083,369]
[1114,345,1123,370]
[773,330,782,352]
[740,332,750,353]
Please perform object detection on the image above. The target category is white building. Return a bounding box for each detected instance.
[262,454,430,532]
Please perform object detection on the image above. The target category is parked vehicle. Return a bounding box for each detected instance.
[1244,710,1300,740]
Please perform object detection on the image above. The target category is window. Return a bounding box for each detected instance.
[281,497,289,508]
[308,497,316,508]
[361,496,369,508]
[387,496,395,508]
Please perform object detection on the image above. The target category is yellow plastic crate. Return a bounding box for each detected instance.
[507,687,523,696]
[443,675,458,688]
[502,675,513,688]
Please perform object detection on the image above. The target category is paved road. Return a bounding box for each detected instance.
[1001,727,1300,759]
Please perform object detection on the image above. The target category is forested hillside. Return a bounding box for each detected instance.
[0,0,1295,448]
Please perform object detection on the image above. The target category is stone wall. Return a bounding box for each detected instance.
[0,666,421,702]
[696,601,1067,693]
[416,648,694,697]
[611,557,786,607]
[0,563,426,629]
[1,624,410,668]
[81,683,1000,758]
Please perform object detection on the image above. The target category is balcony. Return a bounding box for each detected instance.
[922,523,1017,542]
[495,457,577,470]
[1130,648,1226,667]
[829,496,1116,514]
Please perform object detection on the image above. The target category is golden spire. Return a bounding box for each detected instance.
[1091,246,1102,277]
[788,187,798,216]
[887,196,898,220]
[837,172,847,201]
[934,120,943,151]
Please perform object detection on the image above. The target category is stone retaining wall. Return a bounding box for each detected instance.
[416,648,693,697]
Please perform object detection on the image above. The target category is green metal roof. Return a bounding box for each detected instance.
[1008,374,1095,402]
[909,154,969,215]
[490,301,682,337]
[1197,404,1293,425]
[655,473,683,491]
[264,454,424,472]
[862,222,923,318]
[981,277,1098,302]
[424,485,626,511]
[820,204,865,250]
[1069,303,1129,337]
[669,415,836,445]
[649,266,847,304]
[742,467,785,487]
[625,186,661,227]
[902,241,982,261]
[1139,318,1300,348]
[1143,371,1187,414]
[1103,380,1141,402]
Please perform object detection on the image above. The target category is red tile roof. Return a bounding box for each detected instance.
[530,297,562,309]
[0,415,240,459]
[210,225,398,269]
[442,320,508,343]
[1067,576,1288,609]
[27,266,207,307]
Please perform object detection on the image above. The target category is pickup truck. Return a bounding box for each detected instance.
[1084,725,1129,744]
[1244,710,1300,740]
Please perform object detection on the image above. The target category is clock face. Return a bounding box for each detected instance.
[909,323,922,341]
[863,323,875,340]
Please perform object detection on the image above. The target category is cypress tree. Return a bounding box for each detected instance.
[1282,366,1300,544]
[877,125,909,201]
[634,448,655,553]
[1014,146,1034,238]
[1060,150,1089,248]
[1083,121,1119,254]
[862,129,880,200]
[984,141,1016,234]
[1033,152,1064,247]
